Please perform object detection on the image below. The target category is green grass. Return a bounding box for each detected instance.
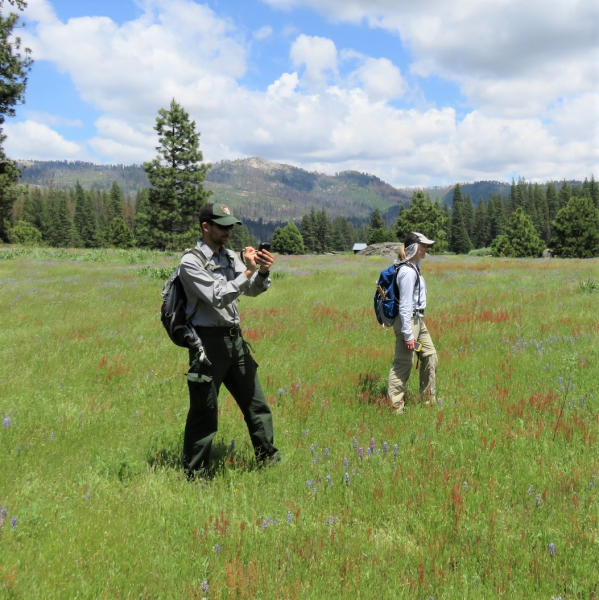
[1,249,598,599]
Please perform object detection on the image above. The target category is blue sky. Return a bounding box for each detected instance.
[5,0,599,186]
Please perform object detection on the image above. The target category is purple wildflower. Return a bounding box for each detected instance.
[352,437,358,451]
[437,398,443,408]
[0,507,6,519]
[10,516,17,529]
[310,444,315,456]
[324,448,329,458]
[262,517,278,529]
[528,485,534,495]
[202,581,209,593]
[536,493,542,508]
[343,456,348,469]
[370,438,375,450]
[344,473,350,485]
[393,444,399,458]
[277,388,283,396]
[359,447,364,460]
[383,442,388,453]
[287,512,293,524]
[549,543,556,557]
[214,544,221,553]
[228,439,235,454]
[3,416,11,428]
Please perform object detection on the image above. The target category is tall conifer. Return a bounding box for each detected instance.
[448,184,472,254]
[0,0,33,241]
[142,99,211,250]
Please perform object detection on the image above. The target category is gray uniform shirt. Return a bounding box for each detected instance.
[179,241,271,327]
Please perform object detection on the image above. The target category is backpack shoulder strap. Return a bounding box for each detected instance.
[179,248,210,321]
[397,261,421,303]
[181,247,208,268]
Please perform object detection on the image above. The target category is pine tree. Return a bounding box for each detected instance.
[105,217,135,248]
[300,210,317,253]
[546,181,559,223]
[502,207,544,257]
[0,0,33,242]
[487,193,506,243]
[522,180,538,228]
[507,178,518,216]
[551,195,599,258]
[395,191,448,252]
[271,222,304,254]
[533,183,550,243]
[558,180,571,209]
[142,99,211,250]
[368,227,397,244]
[448,184,472,254]
[314,209,333,253]
[463,194,475,239]
[331,216,353,251]
[106,181,124,221]
[44,190,74,247]
[369,209,385,230]
[473,198,488,249]
[368,206,395,245]
[73,181,98,248]
[589,175,598,209]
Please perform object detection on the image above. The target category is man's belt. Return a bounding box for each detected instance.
[413,310,425,318]
[195,325,242,337]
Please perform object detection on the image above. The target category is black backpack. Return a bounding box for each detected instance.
[160,249,205,348]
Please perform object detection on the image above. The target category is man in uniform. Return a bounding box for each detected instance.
[179,203,279,477]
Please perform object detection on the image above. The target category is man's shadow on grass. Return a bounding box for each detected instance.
[146,438,260,479]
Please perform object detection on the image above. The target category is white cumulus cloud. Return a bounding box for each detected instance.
[12,0,599,185]
[4,121,84,160]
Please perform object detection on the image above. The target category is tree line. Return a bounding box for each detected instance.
[2,87,598,258]
[270,178,599,258]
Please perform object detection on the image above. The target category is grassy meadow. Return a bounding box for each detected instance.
[1,247,598,599]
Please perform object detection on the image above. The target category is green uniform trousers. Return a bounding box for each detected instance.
[183,330,278,475]
[388,315,438,413]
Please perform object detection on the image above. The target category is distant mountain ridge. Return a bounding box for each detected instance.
[16,157,542,224]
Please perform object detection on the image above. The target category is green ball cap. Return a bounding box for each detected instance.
[199,203,242,226]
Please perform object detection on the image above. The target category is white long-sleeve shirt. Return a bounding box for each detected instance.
[396,262,427,341]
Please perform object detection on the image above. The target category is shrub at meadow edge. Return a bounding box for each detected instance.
[1,248,598,599]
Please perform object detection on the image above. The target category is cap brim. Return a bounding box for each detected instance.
[212,216,242,226]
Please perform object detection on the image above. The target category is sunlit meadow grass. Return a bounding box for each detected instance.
[1,247,598,599]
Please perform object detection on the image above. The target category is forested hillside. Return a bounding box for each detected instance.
[17,157,412,226]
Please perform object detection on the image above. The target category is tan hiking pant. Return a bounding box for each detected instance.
[388,315,438,412]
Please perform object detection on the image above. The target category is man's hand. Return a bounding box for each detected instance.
[405,339,415,351]
[242,246,260,279]
[256,248,274,272]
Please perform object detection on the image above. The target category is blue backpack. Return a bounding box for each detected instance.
[374,261,420,327]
